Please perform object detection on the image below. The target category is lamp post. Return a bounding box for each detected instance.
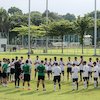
[28,0,31,54]
[94,0,97,55]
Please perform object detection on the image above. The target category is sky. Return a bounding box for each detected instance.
[0,0,100,16]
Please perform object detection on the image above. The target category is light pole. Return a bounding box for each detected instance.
[94,0,97,55]
[28,0,31,54]
[45,0,48,53]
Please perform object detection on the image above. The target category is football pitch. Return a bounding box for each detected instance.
[0,50,100,100]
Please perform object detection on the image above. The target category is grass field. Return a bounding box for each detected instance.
[0,50,100,100]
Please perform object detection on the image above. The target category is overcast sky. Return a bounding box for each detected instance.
[0,0,100,16]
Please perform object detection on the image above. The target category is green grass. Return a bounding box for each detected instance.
[0,51,100,100]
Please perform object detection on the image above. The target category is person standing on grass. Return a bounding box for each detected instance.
[2,59,8,87]
[96,58,100,79]
[34,56,40,79]
[93,62,99,88]
[88,58,93,82]
[0,62,3,84]
[37,60,46,91]
[83,61,89,89]
[52,63,61,91]
[47,58,53,80]
[22,60,31,90]
[59,58,65,81]
[14,60,21,88]
[71,63,79,90]
[78,56,84,82]
[67,57,72,81]
[10,58,15,82]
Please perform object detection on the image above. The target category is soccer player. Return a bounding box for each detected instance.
[88,58,93,81]
[93,62,99,88]
[96,58,100,79]
[47,58,53,80]
[52,63,61,91]
[67,57,72,81]
[53,57,58,66]
[2,59,8,87]
[7,59,11,82]
[59,58,65,81]
[0,61,3,84]
[73,57,79,66]
[71,63,79,90]
[22,60,31,90]
[83,61,89,89]
[10,58,15,82]
[34,56,40,79]
[37,60,46,91]
[14,60,21,88]
[79,56,84,81]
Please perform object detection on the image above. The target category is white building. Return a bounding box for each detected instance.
[84,35,92,46]
[0,38,7,52]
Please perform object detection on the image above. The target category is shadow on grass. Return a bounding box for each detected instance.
[0,88,14,92]
[38,90,54,96]
[20,90,37,96]
[5,90,22,94]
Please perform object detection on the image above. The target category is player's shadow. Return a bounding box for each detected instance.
[38,90,54,96]
[0,88,14,92]
[20,90,37,95]
[5,90,22,94]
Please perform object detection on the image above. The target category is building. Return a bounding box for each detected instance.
[0,38,7,52]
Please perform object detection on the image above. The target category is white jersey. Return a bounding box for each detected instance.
[34,59,41,69]
[59,61,65,71]
[7,64,10,73]
[67,61,72,68]
[72,66,79,79]
[73,61,79,66]
[27,58,32,67]
[88,61,93,72]
[83,65,89,77]
[48,61,53,71]
[52,66,61,76]
[93,65,99,78]
[44,61,49,71]
[53,60,58,65]
[10,62,15,69]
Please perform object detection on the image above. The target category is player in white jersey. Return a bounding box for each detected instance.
[34,56,40,79]
[71,63,79,90]
[59,58,65,81]
[44,58,49,79]
[78,56,84,81]
[10,58,15,82]
[47,58,53,80]
[52,63,61,91]
[96,58,100,78]
[83,61,89,89]
[93,62,99,88]
[53,57,58,66]
[88,58,93,81]
[67,57,72,80]
[73,57,79,66]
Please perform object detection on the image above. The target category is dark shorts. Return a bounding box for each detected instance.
[89,72,92,75]
[47,70,52,74]
[15,73,20,80]
[73,78,78,82]
[34,69,37,71]
[67,68,72,73]
[61,71,64,74]
[10,68,15,74]
[94,77,98,81]
[83,77,89,81]
[80,70,83,73]
[38,76,45,81]
[99,73,100,77]
[24,74,30,82]
[2,73,7,78]
[0,72,2,78]
[7,73,10,77]
[53,76,61,83]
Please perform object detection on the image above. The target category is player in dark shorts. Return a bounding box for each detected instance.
[14,60,21,88]
[22,60,31,90]
[37,60,46,91]
[0,62,2,84]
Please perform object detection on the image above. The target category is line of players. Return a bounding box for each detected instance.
[0,55,100,91]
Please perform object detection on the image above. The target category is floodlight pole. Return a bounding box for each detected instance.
[94,0,97,56]
[45,0,49,53]
[28,0,31,54]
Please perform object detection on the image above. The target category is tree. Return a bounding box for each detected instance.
[74,16,92,54]
[48,20,74,53]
